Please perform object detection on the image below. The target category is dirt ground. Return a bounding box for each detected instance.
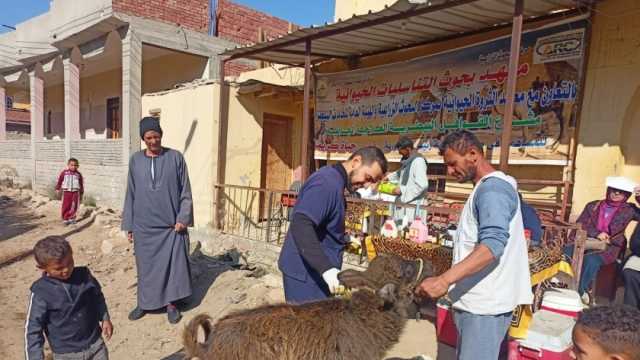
[0,187,454,360]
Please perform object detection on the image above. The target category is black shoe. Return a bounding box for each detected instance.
[128,306,146,321]
[167,304,182,324]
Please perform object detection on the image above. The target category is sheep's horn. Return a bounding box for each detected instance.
[415,258,424,283]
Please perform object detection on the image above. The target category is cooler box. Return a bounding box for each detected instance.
[436,299,458,347]
[541,288,583,319]
[508,310,575,360]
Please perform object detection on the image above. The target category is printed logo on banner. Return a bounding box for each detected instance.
[533,29,585,64]
[316,79,329,99]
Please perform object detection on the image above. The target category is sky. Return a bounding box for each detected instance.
[0,0,336,34]
[232,0,335,26]
[0,0,50,33]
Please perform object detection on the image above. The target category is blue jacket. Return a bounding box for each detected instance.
[519,194,543,246]
[25,267,109,359]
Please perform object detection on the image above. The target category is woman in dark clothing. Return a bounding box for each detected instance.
[565,177,640,298]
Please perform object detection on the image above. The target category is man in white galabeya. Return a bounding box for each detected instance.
[416,130,532,360]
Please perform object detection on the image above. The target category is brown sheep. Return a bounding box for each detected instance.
[182,254,433,360]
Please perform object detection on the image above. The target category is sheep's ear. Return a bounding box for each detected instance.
[338,269,373,289]
[377,283,398,304]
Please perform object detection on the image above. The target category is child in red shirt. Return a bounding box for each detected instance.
[55,158,84,225]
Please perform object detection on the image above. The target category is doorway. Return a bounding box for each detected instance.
[260,113,293,218]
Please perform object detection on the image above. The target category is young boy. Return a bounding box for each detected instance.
[25,236,113,360]
[571,305,640,360]
[55,158,84,225]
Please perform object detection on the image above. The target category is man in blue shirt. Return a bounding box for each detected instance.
[278,146,388,303]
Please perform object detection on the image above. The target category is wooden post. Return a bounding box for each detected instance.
[565,6,595,220]
[257,27,266,69]
[560,181,571,221]
[215,57,230,229]
[301,39,312,181]
[499,0,524,172]
[0,85,6,141]
[572,227,587,291]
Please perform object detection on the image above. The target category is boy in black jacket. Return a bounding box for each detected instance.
[25,236,113,360]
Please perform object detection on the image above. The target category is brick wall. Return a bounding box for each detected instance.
[34,161,67,194]
[33,141,66,194]
[19,140,126,209]
[80,164,127,209]
[71,140,123,167]
[224,61,256,77]
[0,139,124,208]
[35,141,65,162]
[0,140,31,161]
[0,140,32,186]
[217,0,295,45]
[217,0,298,75]
[70,140,126,208]
[113,0,210,33]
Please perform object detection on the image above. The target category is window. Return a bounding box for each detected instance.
[106,97,120,139]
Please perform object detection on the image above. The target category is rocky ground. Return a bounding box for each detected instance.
[0,186,453,359]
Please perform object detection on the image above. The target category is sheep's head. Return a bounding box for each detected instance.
[338,254,433,317]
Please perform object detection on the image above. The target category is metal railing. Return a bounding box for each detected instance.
[214,184,297,244]
[214,184,464,240]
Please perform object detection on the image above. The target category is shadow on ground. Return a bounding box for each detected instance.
[181,246,266,313]
[160,350,186,360]
[0,213,95,269]
[0,196,41,242]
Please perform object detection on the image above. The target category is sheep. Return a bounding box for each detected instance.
[182,254,433,360]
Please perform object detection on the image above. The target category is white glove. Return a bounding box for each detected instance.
[322,268,342,295]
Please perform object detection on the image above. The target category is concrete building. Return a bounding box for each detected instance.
[0,0,295,213]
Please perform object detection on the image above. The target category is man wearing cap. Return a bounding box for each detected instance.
[122,116,194,324]
[386,136,429,220]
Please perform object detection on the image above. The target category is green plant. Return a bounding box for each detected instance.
[0,178,14,188]
[46,183,61,201]
[21,181,32,190]
[82,194,97,207]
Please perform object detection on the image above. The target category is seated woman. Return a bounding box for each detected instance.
[565,177,640,300]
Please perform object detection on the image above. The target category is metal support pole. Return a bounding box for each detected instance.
[499,0,524,172]
[301,39,312,181]
[265,191,274,243]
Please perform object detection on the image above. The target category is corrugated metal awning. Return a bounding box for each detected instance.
[220,0,594,65]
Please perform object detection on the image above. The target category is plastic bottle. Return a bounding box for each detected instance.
[408,217,429,244]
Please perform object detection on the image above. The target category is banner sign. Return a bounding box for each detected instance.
[314,21,587,163]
